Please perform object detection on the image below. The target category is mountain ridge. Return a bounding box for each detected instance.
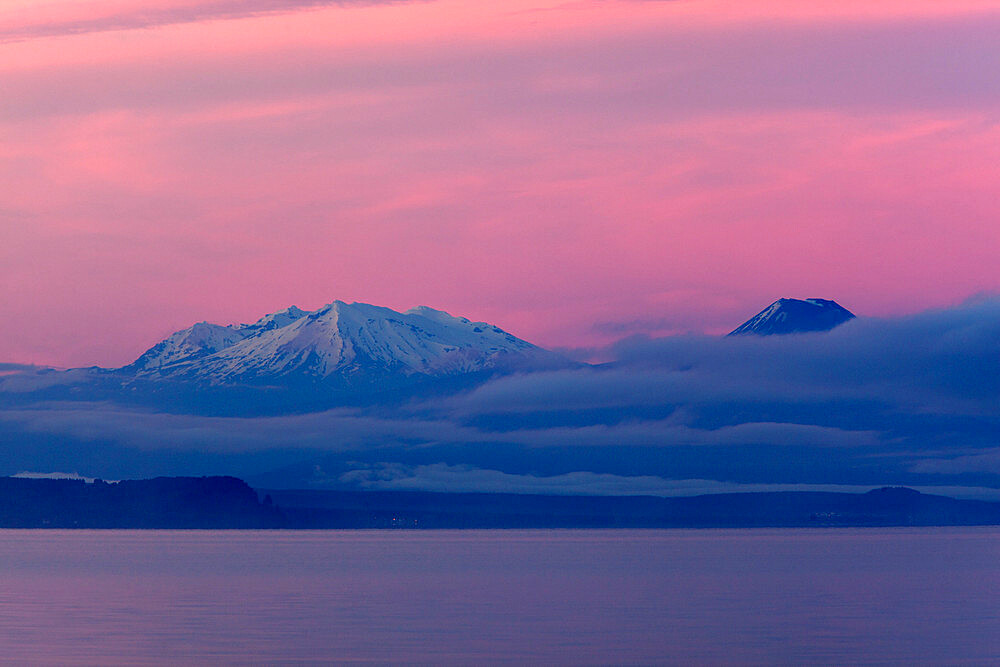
[122,300,570,386]
[0,296,860,415]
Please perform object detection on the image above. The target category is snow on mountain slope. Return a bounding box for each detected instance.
[125,322,252,373]
[728,298,855,336]
[125,305,311,374]
[246,305,309,333]
[124,301,563,384]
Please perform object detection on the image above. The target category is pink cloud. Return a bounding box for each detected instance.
[1,0,999,366]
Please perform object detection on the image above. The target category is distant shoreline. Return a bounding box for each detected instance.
[2,476,1000,529]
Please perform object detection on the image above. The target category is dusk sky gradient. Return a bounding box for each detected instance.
[3,0,1000,367]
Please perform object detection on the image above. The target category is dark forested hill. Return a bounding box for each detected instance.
[0,476,281,528]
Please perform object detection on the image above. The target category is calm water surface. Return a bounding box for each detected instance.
[0,528,998,665]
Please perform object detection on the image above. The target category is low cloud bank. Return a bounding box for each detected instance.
[0,363,45,378]
[0,297,998,494]
[12,471,94,483]
[335,463,1000,501]
[337,462,881,497]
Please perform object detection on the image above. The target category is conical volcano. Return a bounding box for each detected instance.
[728,298,855,336]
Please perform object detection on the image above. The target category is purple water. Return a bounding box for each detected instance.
[0,528,997,665]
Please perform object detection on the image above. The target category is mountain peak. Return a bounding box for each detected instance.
[244,305,309,332]
[728,298,855,336]
[123,301,568,385]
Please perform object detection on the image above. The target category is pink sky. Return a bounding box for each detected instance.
[2,0,999,367]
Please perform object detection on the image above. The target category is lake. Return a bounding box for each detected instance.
[0,528,997,664]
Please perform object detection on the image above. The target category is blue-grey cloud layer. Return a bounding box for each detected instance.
[0,297,997,496]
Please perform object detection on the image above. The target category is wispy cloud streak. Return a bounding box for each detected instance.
[0,0,409,43]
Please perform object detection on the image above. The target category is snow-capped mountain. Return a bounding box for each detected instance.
[126,306,310,374]
[124,301,566,385]
[728,298,855,336]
